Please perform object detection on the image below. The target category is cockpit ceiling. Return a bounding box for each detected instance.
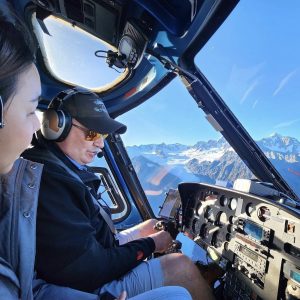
[12,0,239,114]
[32,0,239,56]
[34,0,206,47]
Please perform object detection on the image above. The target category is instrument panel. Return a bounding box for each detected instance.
[175,182,300,300]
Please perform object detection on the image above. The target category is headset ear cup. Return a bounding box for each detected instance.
[41,108,72,141]
[56,110,72,142]
[0,96,4,128]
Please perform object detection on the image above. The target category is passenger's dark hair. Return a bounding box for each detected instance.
[0,4,35,106]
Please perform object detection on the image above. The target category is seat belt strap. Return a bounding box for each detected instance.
[88,190,117,234]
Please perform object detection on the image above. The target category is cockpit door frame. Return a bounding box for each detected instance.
[177,64,299,201]
[103,134,155,224]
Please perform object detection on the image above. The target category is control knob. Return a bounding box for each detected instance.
[227,224,236,233]
[261,240,270,247]
[238,265,249,275]
[238,265,245,272]
[238,219,245,225]
[248,273,257,284]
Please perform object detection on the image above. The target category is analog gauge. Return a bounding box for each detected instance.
[229,198,238,211]
[204,206,214,221]
[224,242,229,251]
[229,216,236,224]
[246,203,255,216]
[226,233,232,242]
[219,195,229,207]
[200,224,210,239]
[211,230,223,248]
[204,194,218,201]
[257,206,271,222]
[216,212,227,227]
[192,218,202,234]
[227,224,235,233]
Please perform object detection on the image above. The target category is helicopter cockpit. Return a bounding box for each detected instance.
[10,0,300,299]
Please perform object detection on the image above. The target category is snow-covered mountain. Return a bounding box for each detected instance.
[258,133,300,154]
[126,134,300,213]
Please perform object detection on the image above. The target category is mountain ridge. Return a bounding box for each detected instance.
[126,134,300,204]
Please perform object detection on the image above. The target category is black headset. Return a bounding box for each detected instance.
[0,96,4,129]
[41,88,77,141]
[41,87,96,142]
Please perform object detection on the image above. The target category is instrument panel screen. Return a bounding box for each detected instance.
[239,245,259,262]
[158,189,180,219]
[291,270,300,284]
[244,221,263,241]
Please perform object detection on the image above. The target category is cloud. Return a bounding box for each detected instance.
[252,99,259,109]
[274,118,300,129]
[273,70,297,96]
[228,63,265,86]
[240,79,259,104]
[226,63,265,105]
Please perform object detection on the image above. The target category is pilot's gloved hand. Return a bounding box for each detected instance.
[149,230,173,253]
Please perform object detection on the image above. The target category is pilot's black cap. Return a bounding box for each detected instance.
[62,88,127,134]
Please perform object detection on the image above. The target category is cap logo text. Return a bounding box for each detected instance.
[93,100,107,113]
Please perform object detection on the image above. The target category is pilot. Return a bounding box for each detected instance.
[0,6,128,300]
[0,5,185,300]
[23,88,213,300]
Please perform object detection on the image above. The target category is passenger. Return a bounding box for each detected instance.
[0,6,191,300]
[23,88,214,300]
[0,7,103,300]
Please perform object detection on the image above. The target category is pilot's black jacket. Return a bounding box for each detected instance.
[23,133,155,292]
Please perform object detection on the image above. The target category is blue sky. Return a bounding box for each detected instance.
[40,1,300,147]
[118,1,300,146]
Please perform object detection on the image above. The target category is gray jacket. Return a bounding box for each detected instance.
[0,158,100,300]
[0,158,42,299]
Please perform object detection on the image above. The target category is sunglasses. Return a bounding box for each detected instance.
[72,123,108,141]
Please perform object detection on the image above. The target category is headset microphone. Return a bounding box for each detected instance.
[97,151,104,158]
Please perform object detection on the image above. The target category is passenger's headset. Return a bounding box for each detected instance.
[41,88,81,142]
[0,95,4,129]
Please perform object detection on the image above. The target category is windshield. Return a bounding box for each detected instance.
[32,13,128,91]
[119,0,300,214]
[119,75,253,215]
[195,0,300,199]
